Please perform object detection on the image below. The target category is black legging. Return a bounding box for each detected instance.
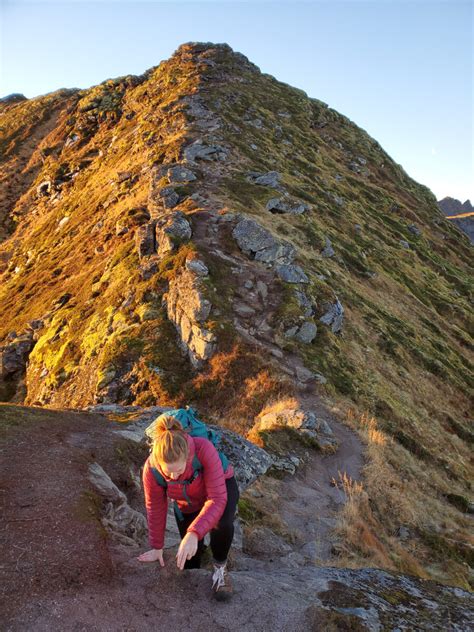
[173,475,240,568]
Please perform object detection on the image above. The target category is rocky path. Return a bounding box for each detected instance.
[2,405,472,632]
[183,195,367,570]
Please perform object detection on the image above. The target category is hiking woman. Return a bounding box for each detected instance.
[137,415,239,600]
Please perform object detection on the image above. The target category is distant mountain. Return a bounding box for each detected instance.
[438,197,474,243]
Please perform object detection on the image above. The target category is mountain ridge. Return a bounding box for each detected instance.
[0,41,473,590]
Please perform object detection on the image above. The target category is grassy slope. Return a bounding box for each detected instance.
[193,46,473,588]
[0,43,472,587]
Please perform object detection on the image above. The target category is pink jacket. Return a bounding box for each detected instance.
[142,434,235,550]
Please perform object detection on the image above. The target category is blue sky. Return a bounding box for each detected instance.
[1,0,472,202]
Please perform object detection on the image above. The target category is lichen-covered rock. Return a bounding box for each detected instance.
[185,258,209,276]
[294,290,314,317]
[155,211,192,256]
[246,170,281,188]
[163,267,216,368]
[321,236,335,257]
[0,331,36,402]
[275,264,309,283]
[285,321,317,344]
[134,222,156,258]
[266,197,309,215]
[253,407,339,453]
[166,165,197,183]
[148,166,180,217]
[319,297,344,333]
[183,139,228,163]
[232,217,296,265]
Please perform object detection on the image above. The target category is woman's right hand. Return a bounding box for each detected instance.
[136,548,165,566]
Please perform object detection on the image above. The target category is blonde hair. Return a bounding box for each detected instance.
[149,415,189,466]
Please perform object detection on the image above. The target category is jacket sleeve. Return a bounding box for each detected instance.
[186,441,228,540]
[142,458,168,550]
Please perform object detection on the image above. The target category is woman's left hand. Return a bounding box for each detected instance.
[176,531,199,570]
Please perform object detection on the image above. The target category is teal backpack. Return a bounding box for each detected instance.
[145,407,229,521]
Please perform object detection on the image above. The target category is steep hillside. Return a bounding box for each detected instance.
[0,42,472,589]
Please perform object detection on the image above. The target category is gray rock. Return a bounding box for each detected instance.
[348,161,361,173]
[164,266,215,368]
[36,180,52,197]
[321,236,335,257]
[88,462,147,545]
[295,365,316,383]
[266,197,309,215]
[232,217,277,253]
[276,264,309,283]
[247,171,281,188]
[155,211,192,256]
[408,224,421,236]
[294,290,314,317]
[295,321,317,344]
[253,406,338,452]
[158,186,181,209]
[167,166,197,183]
[135,222,156,258]
[244,526,292,558]
[232,217,296,265]
[300,541,321,561]
[183,140,228,163]
[233,303,256,318]
[400,240,410,249]
[254,241,296,266]
[256,280,268,298]
[0,332,35,377]
[185,258,209,276]
[319,298,344,333]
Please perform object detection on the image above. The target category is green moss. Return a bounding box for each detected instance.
[237,497,264,524]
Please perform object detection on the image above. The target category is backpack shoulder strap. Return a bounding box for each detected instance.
[150,465,167,489]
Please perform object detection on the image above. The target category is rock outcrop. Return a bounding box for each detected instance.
[163,258,216,368]
[252,406,339,453]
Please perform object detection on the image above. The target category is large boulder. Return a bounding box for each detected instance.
[232,217,296,265]
[252,407,339,453]
[266,197,309,215]
[166,165,197,184]
[246,171,281,188]
[163,262,216,368]
[87,462,148,546]
[275,264,309,283]
[319,298,344,334]
[183,139,228,163]
[155,211,192,256]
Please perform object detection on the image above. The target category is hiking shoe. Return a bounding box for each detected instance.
[211,562,233,601]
